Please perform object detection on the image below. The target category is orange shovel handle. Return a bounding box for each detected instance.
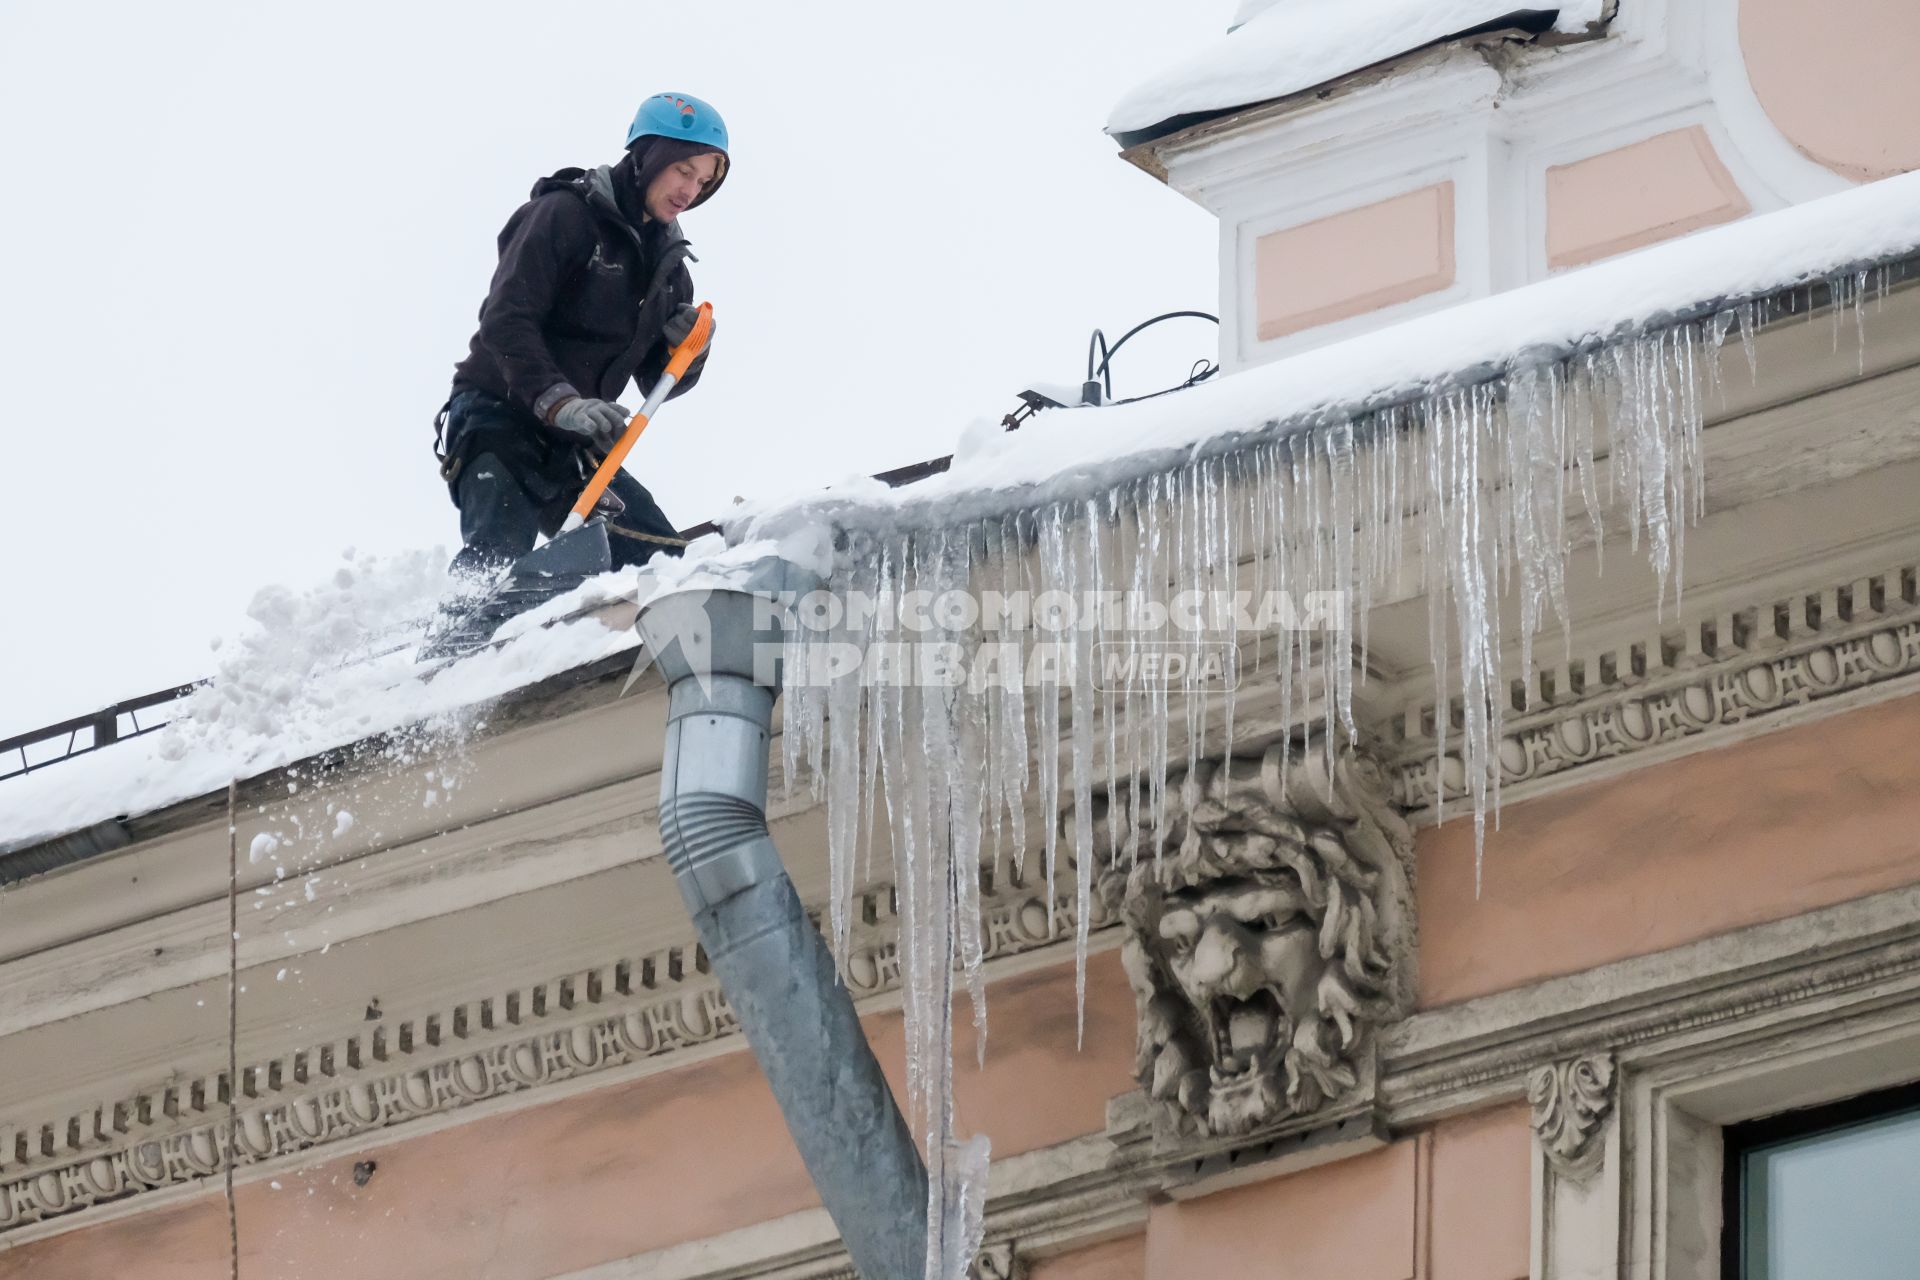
[567,409,655,527]
[567,302,714,527]
[664,302,714,380]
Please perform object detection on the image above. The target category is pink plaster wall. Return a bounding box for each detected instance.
[0,952,1138,1279]
[1545,126,1750,270]
[1740,0,1920,182]
[1141,1106,1529,1280]
[1419,691,1920,1007]
[1428,1105,1531,1280]
[1254,183,1456,341]
[1028,1232,1148,1280]
[1147,1139,1418,1280]
[0,1045,814,1280]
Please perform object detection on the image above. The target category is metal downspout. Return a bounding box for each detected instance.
[637,560,929,1280]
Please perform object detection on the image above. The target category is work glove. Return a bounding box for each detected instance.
[549,396,631,452]
[663,303,716,351]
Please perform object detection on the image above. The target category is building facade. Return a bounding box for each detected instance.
[4,3,1919,1278]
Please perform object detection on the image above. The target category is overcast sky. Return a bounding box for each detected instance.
[0,1,1227,739]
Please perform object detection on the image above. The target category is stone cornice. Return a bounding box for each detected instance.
[0,872,1117,1242]
[553,1134,1142,1280]
[1378,880,1920,1124]
[1388,557,1920,820]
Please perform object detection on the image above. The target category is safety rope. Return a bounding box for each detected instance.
[225,779,240,1280]
[606,525,690,548]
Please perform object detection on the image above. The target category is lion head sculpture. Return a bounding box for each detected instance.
[1094,750,1409,1139]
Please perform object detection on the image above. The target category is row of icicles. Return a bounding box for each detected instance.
[774,270,1884,1279]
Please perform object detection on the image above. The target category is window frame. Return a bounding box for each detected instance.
[1718,1078,1920,1280]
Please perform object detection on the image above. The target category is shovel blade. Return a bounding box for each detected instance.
[420,521,615,660]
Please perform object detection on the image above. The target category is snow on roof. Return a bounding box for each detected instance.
[0,535,803,857]
[738,170,1920,541]
[7,174,1920,859]
[1107,0,1606,141]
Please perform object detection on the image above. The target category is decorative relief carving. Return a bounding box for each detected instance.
[1528,1054,1616,1181]
[971,1241,1025,1280]
[1393,569,1920,812]
[0,873,1105,1235]
[1092,745,1414,1145]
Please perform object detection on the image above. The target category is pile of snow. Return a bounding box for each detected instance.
[0,529,851,855]
[489,527,833,646]
[643,526,834,593]
[0,549,645,853]
[161,549,448,753]
[1108,0,1607,138]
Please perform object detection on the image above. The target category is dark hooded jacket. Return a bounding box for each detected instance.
[450,161,706,428]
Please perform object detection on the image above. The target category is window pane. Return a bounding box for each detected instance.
[1743,1105,1920,1279]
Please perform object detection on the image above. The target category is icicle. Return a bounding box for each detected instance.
[1125,477,1151,869]
[1177,464,1202,813]
[944,530,989,1062]
[825,575,865,972]
[980,517,1006,881]
[1327,419,1357,743]
[995,515,1030,879]
[1036,505,1067,936]
[1735,299,1761,383]
[1102,489,1125,876]
[1069,498,1100,1047]
[1219,454,1243,771]
[1850,268,1871,375]
[1144,472,1170,868]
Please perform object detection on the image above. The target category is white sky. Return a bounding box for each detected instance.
[0,1,1226,739]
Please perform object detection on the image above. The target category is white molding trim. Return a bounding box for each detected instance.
[553,1136,1139,1280]
[0,872,1119,1243]
[1692,0,1855,204]
[1150,0,1855,369]
[1381,881,1920,1124]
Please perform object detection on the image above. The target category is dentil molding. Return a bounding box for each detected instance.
[1389,559,1920,819]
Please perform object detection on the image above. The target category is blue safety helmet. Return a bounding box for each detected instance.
[627,92,730,154]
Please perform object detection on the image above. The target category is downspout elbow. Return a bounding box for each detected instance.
[656,672,785,922]
[638,565,931,1280]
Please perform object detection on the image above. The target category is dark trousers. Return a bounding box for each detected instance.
[440,387,683,577]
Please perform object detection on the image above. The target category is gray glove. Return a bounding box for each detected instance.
[550,396,631,451]
[664,303,716,350]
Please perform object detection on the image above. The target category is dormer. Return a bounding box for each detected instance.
[1111,0,1918,371]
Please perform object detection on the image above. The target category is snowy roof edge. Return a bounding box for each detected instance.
[0,643,643,867]
[732,171,1920,542]
[1107,0,1603,144]
[7,176,1919,865]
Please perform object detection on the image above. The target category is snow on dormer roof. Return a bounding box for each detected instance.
[1108,0,1607,144]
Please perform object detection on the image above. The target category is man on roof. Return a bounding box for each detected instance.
[437,92,728,576]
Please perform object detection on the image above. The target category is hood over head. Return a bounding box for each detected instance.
[619,135,729,217]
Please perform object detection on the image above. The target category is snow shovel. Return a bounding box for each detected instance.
[422,303,716,659]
